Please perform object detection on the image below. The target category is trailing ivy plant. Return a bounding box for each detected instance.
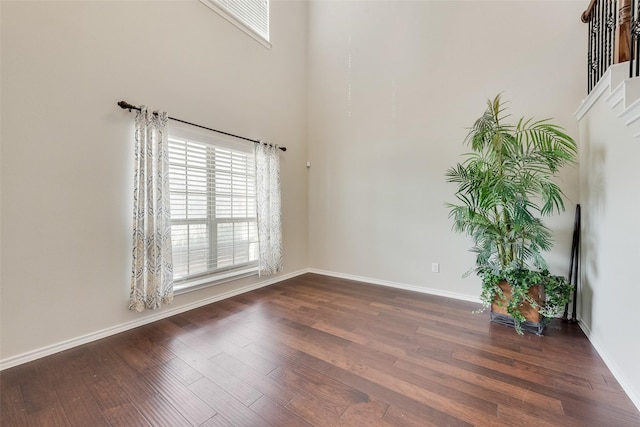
[479,267,573,334]
[446,94,577,333]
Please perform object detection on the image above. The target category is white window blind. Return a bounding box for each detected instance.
[168,127,258,285]
[200,0,270,47]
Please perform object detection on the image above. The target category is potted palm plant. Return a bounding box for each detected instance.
[446,94,576,334]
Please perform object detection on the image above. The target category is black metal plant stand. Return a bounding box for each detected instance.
[490,312,546,335]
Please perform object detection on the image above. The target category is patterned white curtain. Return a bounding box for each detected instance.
[129,107,174,311]
[255,143,283,276]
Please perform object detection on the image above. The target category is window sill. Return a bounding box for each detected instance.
[173,267,259,295]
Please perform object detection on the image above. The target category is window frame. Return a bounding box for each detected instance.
[168,123,259,293]
[199,0,271,49]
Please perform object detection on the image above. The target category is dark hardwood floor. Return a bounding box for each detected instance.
[1,273,639,426]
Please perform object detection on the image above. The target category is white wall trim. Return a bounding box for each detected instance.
[0,269,308,371]
[577,317,640,412]
[606,80,625,109]
[1,268,481,371]
[576,67,615,120]
[576,62,630,120]
[619,95,640,125]
[307,268,482,304]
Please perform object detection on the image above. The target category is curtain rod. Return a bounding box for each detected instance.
[117,101,286,152]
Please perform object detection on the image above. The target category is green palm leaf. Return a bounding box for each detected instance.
[446,94,577,272]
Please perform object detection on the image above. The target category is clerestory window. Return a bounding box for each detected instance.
[200,0,270,47]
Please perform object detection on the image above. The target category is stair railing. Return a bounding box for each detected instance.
[582,0,622,92]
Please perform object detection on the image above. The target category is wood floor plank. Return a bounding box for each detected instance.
[101,402,152,427]
[0,385,29,426]
[142,367,218,426]
[54,378,111,427]
[289,351,472,426]
[338,397,391,426]
[165,341,264,408]
[383,404,471,427]
[199,413,235,427]
[188,377,266,426]
[38,346,101,388]
[156,354,204,386]
[418,321,612,385]
[210,352,297,405]
[497,404,583,427]
[26,406,71,427]
[134,394,193,427]
[217,341,279,375]
[270,363,370,414]
[86,375,131,411]
[87,340,160,402]
[348,360,502,425]
[394,353,565,416]
[18,365,60,415]
[284,393,344,426]
[249,395,313,427]
[1,273,638,427]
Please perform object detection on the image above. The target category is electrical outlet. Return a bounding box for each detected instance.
[431,263,440,273]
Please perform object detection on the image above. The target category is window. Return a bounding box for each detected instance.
[168,125,258,289]
[200,0,270,47]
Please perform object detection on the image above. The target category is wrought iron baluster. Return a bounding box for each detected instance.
[631,0,638,77]
[599,2,603,83]
[587,14,593,93]
[632,0,637,76]
[599,0,604,79]
[635,0,640,76]
[605,0,609,73]
[613,0,619,67]
[592,8,600,89]
[607,0,616,69]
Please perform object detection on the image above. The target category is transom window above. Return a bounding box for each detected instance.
[200,0,270,47]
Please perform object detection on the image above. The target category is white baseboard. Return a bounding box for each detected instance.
[0,269,309,371]
[576,316,640,412]
[0,268,480,371]
[307,268,482,304]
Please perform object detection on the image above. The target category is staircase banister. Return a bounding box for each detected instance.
[582,0,598,23]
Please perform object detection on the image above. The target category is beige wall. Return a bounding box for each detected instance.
[307,1,585,296]
[0,0,309,362]
[2,0,605,378]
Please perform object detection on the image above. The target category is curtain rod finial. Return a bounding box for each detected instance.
[118,100,136,111]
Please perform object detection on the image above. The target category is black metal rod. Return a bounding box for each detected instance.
[601,0,606,77]
[636,0,640,76]
[606,0,612,70]
[563,204,581,322]
[633,0,636,76]
[630,0,634,79]
[117,101,287,152]
[614,0,618,65]
[571,204,581,323]
[598,0,602,79]
[587,19,593,93]
[605,0,609,70]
